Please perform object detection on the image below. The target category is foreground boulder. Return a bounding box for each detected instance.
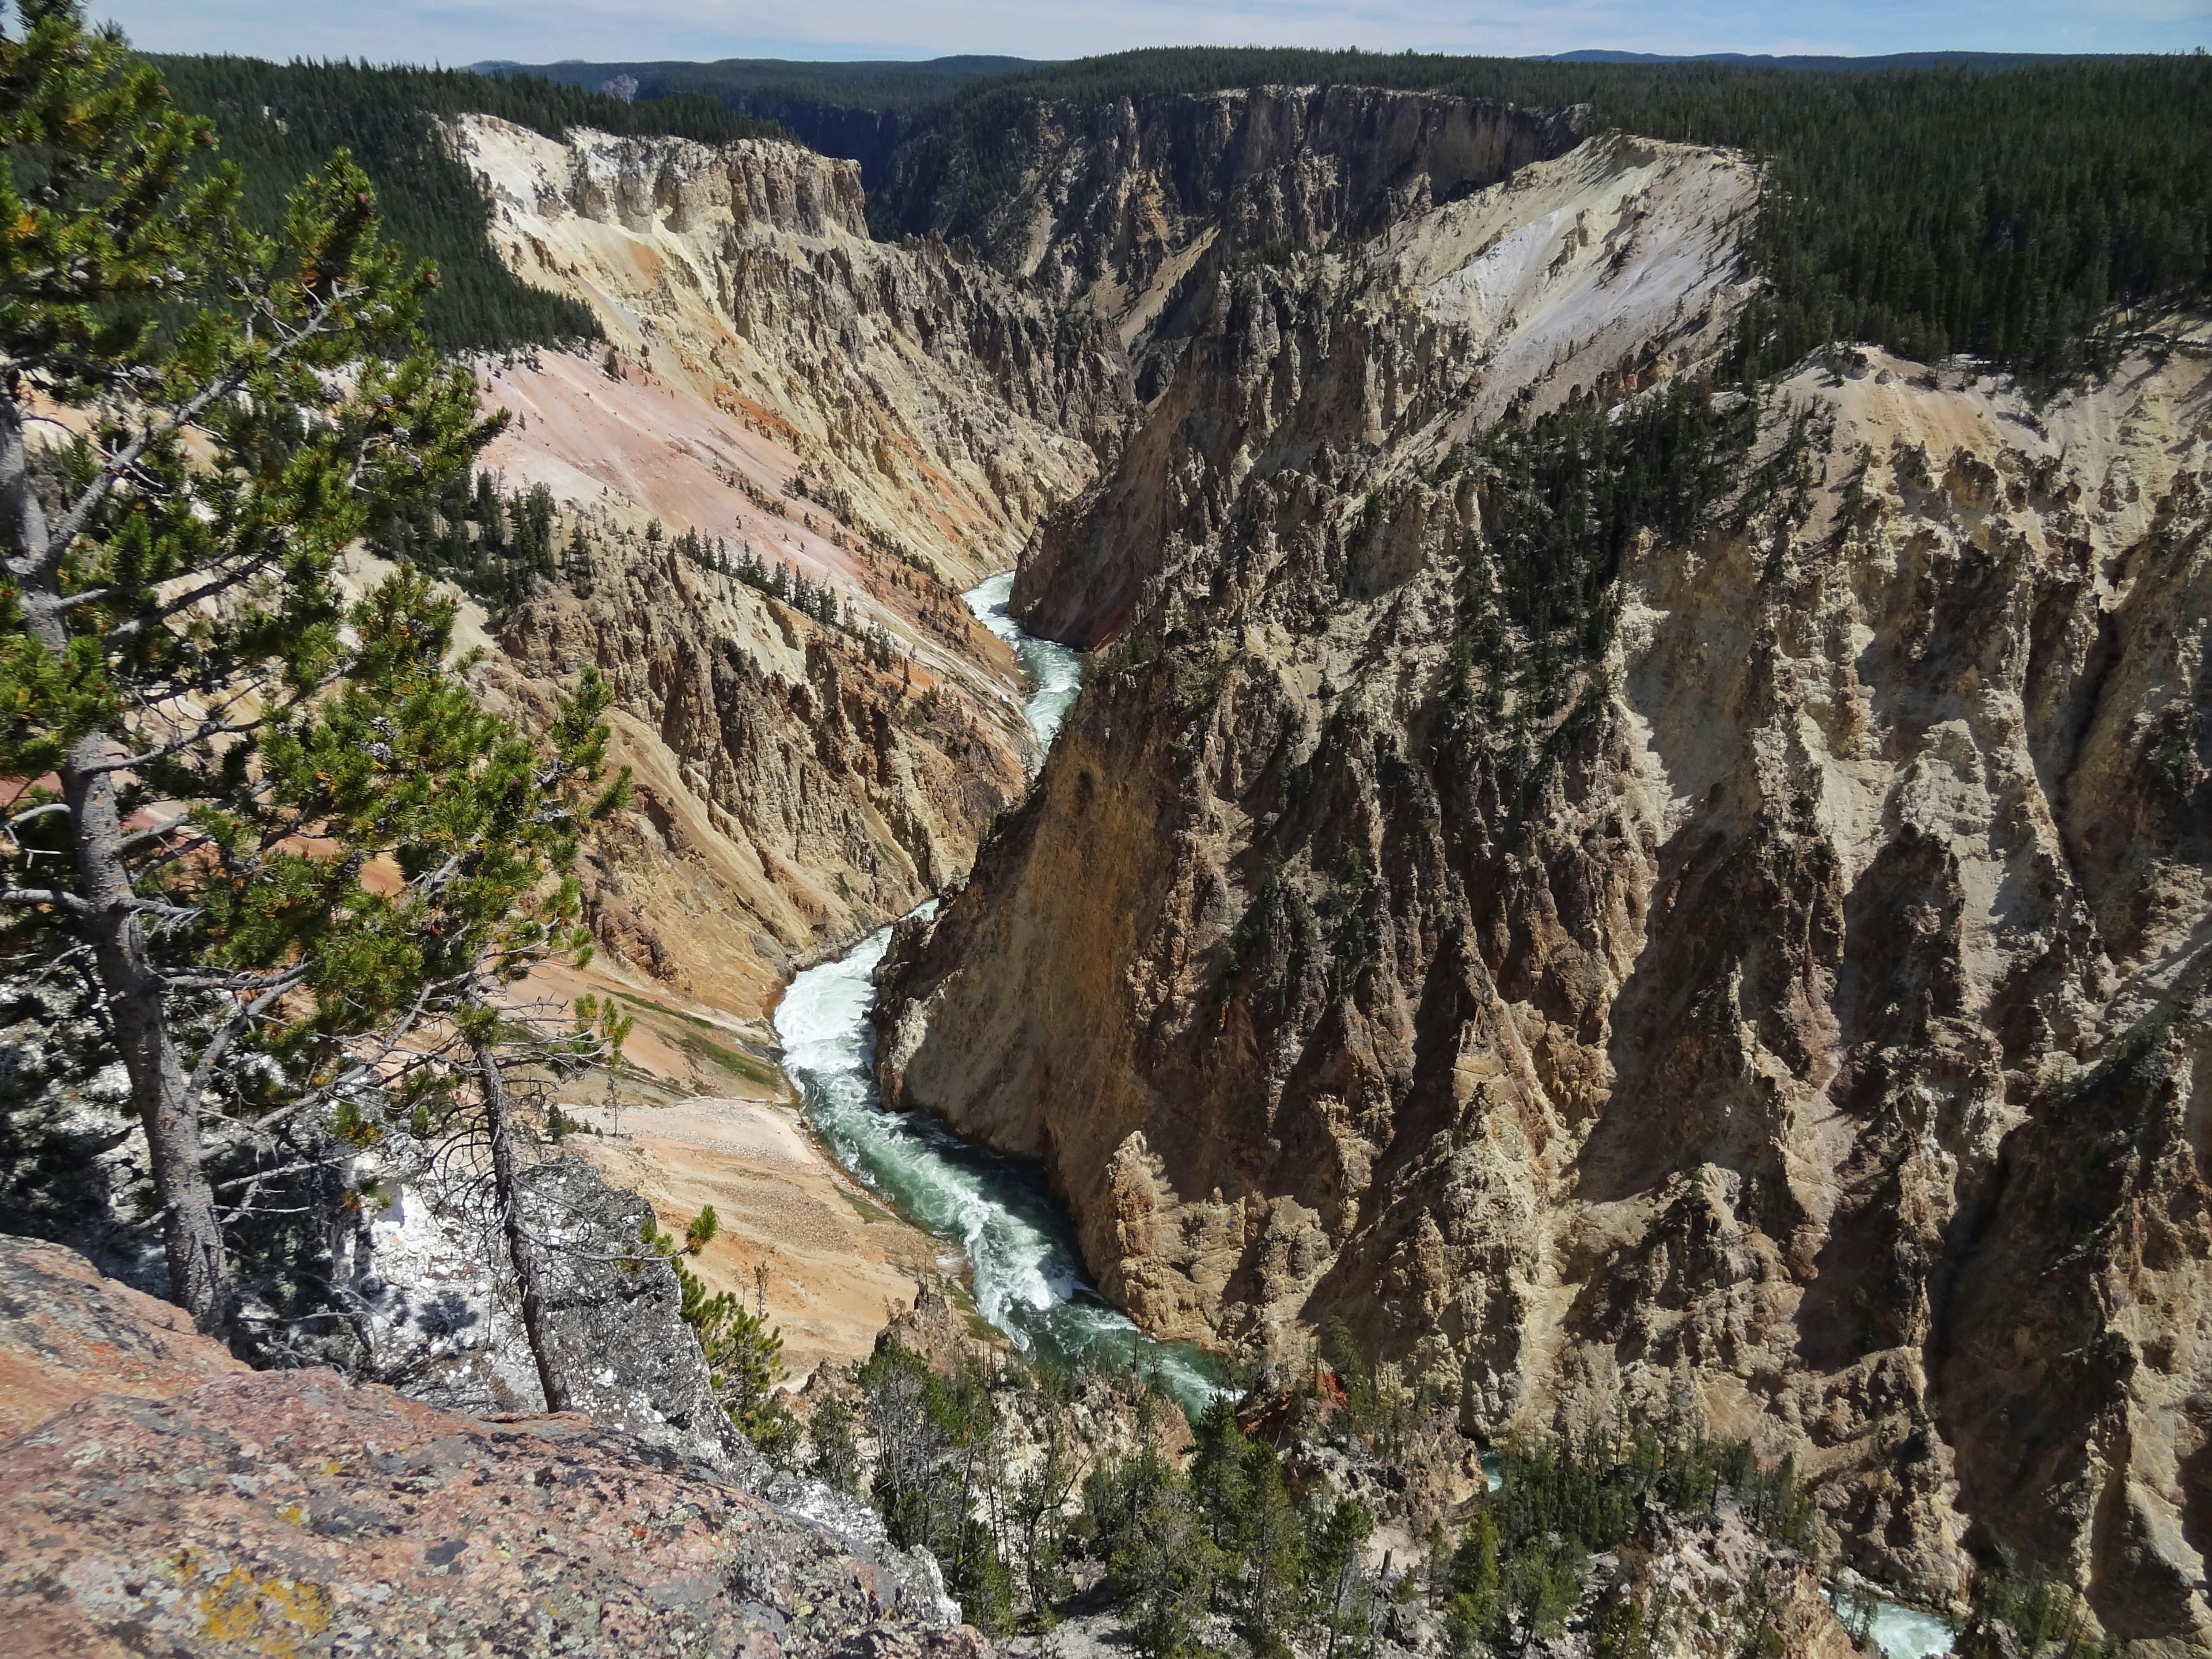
[0,1235,247,1439]
[0,1235,973,1656]
[1,1366,978,1657]
[350,1153,755,1470]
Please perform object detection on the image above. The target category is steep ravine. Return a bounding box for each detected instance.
[773,580,1222,1410]
[437,116,1139,1021]
[239,84,2212,1649]
[871,115,2212,1656]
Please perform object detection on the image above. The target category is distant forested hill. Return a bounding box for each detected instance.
[483,55,1037,112]
[1540,49,2115,70]
[153,58,782,353]
[510,46,2209,383]
[156,47,2210,380]
[482,56,1041,188]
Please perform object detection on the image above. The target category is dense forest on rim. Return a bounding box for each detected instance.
[501,53,1038,113]
[899,50,2212,382]
[150,58,782,352]
[511,46,2210,384]
[486,55,1044,202]
[147,48,2210,379]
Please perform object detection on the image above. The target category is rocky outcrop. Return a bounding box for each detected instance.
[0,1369,976,1657]
[0,1234,245,1438]
[344,1152,751,1469]
[873,114,2212,1651]
[0,1233,971,1653]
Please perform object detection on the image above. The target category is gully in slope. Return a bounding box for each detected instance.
[772,577,1221,1410]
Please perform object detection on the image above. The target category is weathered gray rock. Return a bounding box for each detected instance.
[349,1151,749,1466]
[0,1366,982,1656]
[345,1150,964,1618]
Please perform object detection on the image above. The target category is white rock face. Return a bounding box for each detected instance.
[1377,133,1759,429]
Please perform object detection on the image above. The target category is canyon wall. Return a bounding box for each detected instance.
[452,116,1132,583]
[881,85,1582,391]
[874,121,2212,1650]
[436,94,1585,1016]
[1013,132,1755,643]
[434,118,1137,1016]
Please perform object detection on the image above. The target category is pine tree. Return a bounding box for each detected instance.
[808,1393,863,1494]
[643,1213,796,1455]
[684,1205,719,1252]
[0,2,624,1338]
[1309,1498,1375,1659]
[562,520,594,596]
[1234,1440,1308,1659]
[1113,1482,1224,1659]
[1446,1509,1503,1653]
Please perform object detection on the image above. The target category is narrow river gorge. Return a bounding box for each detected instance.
[776,575,1963,1658]
[771,575,1223,1411]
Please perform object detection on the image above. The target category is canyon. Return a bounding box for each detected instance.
[468,84,2209,1650]
[5,61,2208,1659]
[442,113,1131,1019]
[867,94,2212,1655]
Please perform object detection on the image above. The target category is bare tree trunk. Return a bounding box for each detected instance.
[2,395,232,1335]
[472,1037,570,1412]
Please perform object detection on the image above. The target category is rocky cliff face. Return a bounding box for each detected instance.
[472,514,1032,1013]
[450,116,1131,586]
[1013,132,1755,644]
[431,117,1139,1014]
[882,85,1581,382]
[873,118,2212,1652]
[346,1151,750,1467]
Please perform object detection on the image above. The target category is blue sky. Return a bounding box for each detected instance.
[99,0,2210,65]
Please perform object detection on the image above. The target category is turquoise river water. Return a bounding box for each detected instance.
[774,576,1957,1657]
[771,575,1221,1410]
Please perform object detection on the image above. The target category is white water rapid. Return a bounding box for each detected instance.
[963,570,1084,746]
[772,575,1222,1410]
[1825,1587,1957,1659]
[1868,1603,1957,1659]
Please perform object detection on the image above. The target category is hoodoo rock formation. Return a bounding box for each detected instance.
[872,110,2212,1650]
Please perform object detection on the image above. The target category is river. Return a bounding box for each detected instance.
[772,574,1222,1411]
[1867,1601,1956,1659]
[963,570,1084,746]
[772,584,1960,1659]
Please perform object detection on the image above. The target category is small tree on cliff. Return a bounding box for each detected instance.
[0,1,626,1340]
[638,1213,796,1456]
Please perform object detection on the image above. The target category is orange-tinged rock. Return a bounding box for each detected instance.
[0,1236,245,1440]
[0,1366,982,1657]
